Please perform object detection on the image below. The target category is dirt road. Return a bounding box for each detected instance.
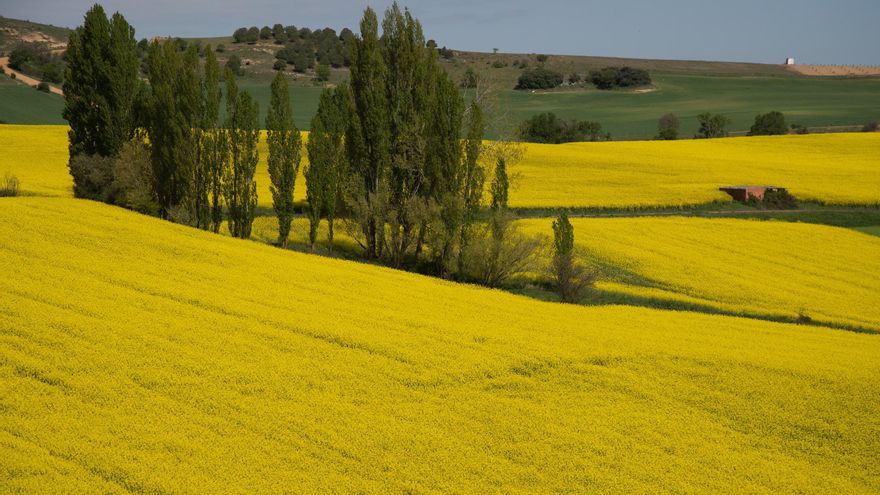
[0,57,64,96]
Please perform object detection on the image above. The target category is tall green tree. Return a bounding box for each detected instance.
[188,45,223,230]
[200,46,227,233]
[306,84,350,250]
[551,212,595,302]
[265,71,301,247]
[346,6,390,259]
[146,41,200,219]
[63,4,140,194]
[223,70,260,239]
[458,101,486,274]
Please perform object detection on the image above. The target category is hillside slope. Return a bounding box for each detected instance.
[4,125,879,209]
[520,217,880,331]
[1,197,878,493]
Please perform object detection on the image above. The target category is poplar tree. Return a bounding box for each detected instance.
[346,7,390,259]
[63,4,140,194]
[146,41,200,219]
[201,46,227,233]
[306,84,350,250]
[265,71,301,247]
[223,70,260,239]
[458,102,486,273]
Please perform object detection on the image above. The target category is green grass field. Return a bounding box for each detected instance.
[0,75,65,125]
[494,73,880,139]
[3,71,877,138]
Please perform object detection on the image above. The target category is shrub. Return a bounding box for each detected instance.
[491,60,505,69]
[567,72,581,84]
[460,67,478,88]
[536,54,549,63]
[551,212,596,303]
[790,123,809,135]
[315,63,331,81]
[10,72,15,80]
[225,55,243,76]
[112,135,158,215]
[695,112,730,138]
[36,81,50,92]
[438,46,454,60]
[748,111,788,136]
[460,211,544,288]
[656,113,680,140]
[515,67,563,90]
[863,121,879,132]
[68,154,117,202]
[590,66,651,89]
[273,59,286,71]
[216,44,225,53]
[518,112,607,143]
[0,173,19,197]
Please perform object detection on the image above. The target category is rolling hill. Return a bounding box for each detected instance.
[520,216,880,331]
[1,196,879,492]
[4,125,879,211]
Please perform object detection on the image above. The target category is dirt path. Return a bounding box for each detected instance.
[516,208,871,219]
[788,64,880,77]
[0,57,64,96]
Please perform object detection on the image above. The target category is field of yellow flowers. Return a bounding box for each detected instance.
[1,197,879,493]
[511,133,880,208]
[3,125,879,209]
[520,217,880,331]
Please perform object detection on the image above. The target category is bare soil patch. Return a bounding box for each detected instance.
[788,65,880,76]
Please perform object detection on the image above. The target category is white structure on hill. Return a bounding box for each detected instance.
[785,57,795,65]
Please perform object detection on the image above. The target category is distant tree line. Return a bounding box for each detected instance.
[231,23,356,72]
[518,112,610,143]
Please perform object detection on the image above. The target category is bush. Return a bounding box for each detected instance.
[216,44,225,53]
[536,54,549,63]
[491,60,505,69]
[567,72,581,84]
[518,112,607,143]
[656,113,680,140]
[315,63,331,81]
[1,173,19,197]
[515,67,563,90]
[590,66,651,89]
[438,46,454,60]
[225,55,243,76]
[748,111,788,136]
[69,154,117,202]
[460,211,544,288]
[112,135,158,215]
[863,121,879,132]
[790,123,809,135]
[273,59,286,71]
[695,112,730,138]
[36,82,50,92]
[551,212,596,303]
[460,67,478,89]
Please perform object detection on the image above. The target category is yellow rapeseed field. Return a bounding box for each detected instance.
[520,216,880,331]
[1,197,879,493]
[3,125,878,209]
[510,133,880,208]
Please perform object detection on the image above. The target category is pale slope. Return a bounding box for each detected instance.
[1,197,879,493]
[520,217,880,331]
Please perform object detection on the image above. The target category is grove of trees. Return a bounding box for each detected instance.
[63,2,558,289]
[518,112,609,143]
[589,66,651,90]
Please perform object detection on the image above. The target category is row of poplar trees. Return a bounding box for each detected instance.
[64,4,267,240]
[305,4,492,277]
[64,3,516,281]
